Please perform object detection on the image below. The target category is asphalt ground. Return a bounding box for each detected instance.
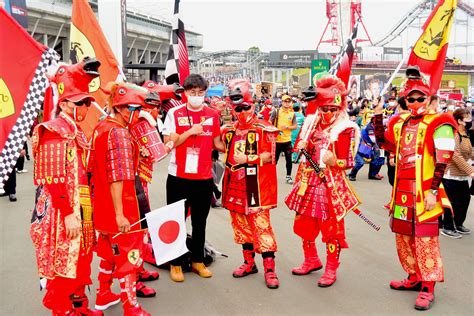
[1,156,473,316]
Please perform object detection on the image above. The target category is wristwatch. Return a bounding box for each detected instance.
[430,189,439,196]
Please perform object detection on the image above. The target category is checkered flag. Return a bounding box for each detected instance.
[164,0,190,89]
[0,8,60,189]
[329,21,359,87]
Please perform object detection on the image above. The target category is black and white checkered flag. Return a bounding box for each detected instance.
[0,48,59,189]
[329,21,358,86]
[164,0,190,87]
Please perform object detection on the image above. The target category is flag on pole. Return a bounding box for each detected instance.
[0,8,59,189]
[164,0,189,105]
[146,200,188,266]
[407,0,457,94]
[329,21,359,87]
[70,0,125,136]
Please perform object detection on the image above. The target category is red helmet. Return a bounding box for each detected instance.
[313,75,348,108]
[227,79,253,106]
[399,66,430,97]
[106,82,160,109]
[49,57,100,103]
[142,80,184,104]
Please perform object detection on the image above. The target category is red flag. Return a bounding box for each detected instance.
[407,0,457,94]
[0,8,58,188]
[70,0,124,137]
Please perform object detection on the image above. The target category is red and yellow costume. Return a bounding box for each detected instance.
[30,59,102,315]
[92,83,157,316]
[374,67,456,310]
[221,81,281,289]
[285,75,360,287]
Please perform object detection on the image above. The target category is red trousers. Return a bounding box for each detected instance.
[42,247,93,313]
[293,213,348,248]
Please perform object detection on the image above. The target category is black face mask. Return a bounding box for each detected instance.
[465,121,473,130]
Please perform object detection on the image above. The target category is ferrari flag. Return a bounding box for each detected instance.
[407,0,457,94]
[0,8,58,189]
[70,0,124,135]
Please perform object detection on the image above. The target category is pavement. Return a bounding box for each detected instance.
[0,156,473,316]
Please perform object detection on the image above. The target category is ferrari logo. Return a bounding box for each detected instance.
[248,132,256,144]
[70,24,100,92]
[128,249,140,265]
[142,136,148,144]
[400,207,407,220]
[226,132,233,144]
[336,160,345,168]
[0,78,15,119]
[334,94,342,105]
[328,244,336,253]
[58,82,65,95]
[401,194,407,203]
[413,1,456,61]
[67,148,75,161]
[235,140,246,154]
[405,132,414,144]
[46,176,52,184]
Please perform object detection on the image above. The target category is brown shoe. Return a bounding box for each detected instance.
[191,262,213,278]
[170,265,184,282]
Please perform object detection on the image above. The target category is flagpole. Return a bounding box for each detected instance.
[92,101,108,116]
[112,217,146,238]
[380,47,412,97]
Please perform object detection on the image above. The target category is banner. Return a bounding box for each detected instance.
[0,8,58,188]
[408,0,457,94]
[70,0,124,136]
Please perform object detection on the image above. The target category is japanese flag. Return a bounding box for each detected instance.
[146,200,188,266]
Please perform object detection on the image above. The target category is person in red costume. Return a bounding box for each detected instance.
[91,82,159,316]
[285,73,361,288]
[221,81,281,289]
[373,66,457,311]
[30,58,103,315]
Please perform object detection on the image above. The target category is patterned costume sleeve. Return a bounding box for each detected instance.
[333,128,355,170]
[106,128,136,183]
[33,127,73,218]
[431,124,455,190]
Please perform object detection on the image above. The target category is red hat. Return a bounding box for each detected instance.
[400,66,431,97]
[50,57,100,103]
[107,82,159,108]
[264,99,272,105]
[314,75,348,108]
[227,79,253,106]
[142,80,184,103]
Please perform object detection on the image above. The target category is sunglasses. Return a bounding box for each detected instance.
[282,99,292,103]
[128,105,142,111]
[73,99,91,107]
[319,106,339,113]
[234,105,252,112]
[406,97,427,104]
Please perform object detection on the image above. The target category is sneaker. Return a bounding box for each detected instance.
[440,228,462,239]
[9,194,17,202]
[286,176,294,184]
[456,225,471,235]
[94,290,120,311]
[368,174,383,180]
[348,175,356,181]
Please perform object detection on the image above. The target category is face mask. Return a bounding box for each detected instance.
[236,110,254,126]
[321,111,337,124]
[188,96,204,108]
[388,101,395,107]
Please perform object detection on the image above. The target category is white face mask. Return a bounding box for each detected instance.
[388,101,395,106]
[188,96,204,108]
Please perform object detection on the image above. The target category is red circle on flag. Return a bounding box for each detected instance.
[158,220,180,244]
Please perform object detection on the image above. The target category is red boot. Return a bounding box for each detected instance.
[95,259,120,311]
[233,249,258,278]
[136,281,156,298]
[414,282,436,311]
[292,240,323,275]
[120,274,151,315]
[317,259,339,287]
[137,266,159,281]
[263,257,279,289]
[317,240,341,288]
[142,242,157,266]
[390,274,422,291]
[71,294,104,316]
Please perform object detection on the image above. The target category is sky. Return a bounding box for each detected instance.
[127,0,473,60]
